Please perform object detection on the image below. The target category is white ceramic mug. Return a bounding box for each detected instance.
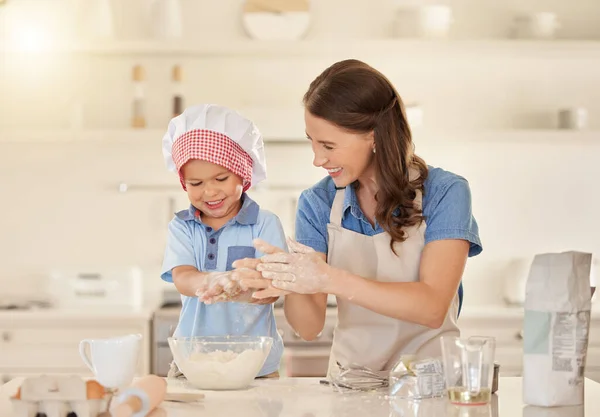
[79,333,142,389]
[513,12,560,39]
[393,5,453,39]
[558,107,588,130]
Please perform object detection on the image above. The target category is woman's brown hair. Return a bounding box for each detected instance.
[303,59,428,253]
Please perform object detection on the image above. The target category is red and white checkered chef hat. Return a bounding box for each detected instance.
[162,104,267,191]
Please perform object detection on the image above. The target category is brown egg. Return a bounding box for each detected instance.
[13,387,20,399]
[86,380,106,399]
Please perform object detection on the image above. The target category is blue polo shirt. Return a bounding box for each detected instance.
[294,166,483,316]
[161,194,286,376]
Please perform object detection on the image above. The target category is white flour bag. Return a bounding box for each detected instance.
[523,251,593,406]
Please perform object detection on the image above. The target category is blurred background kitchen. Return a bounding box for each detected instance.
[0,0,599,383]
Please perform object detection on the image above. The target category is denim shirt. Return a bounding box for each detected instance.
[295,166,483,315]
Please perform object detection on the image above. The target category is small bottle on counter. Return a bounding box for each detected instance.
[132,64,147,128]
[172,64,184,118]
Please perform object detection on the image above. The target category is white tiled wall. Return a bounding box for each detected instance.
[0,0,599,304]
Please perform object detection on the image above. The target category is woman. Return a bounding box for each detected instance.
[233,59,482,377]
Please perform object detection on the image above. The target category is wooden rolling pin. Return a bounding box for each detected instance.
[111,375,166,417]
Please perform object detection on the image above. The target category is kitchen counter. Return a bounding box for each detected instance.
[0,306,155,379]
[3,301,598,322]
[148,303,600,322]
[458,304,600,320]
[0,304,159,322]
[2,376,600,416]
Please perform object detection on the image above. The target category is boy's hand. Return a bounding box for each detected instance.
[198,238,290,304]
[196,271,242,304]
[196,271,276,305]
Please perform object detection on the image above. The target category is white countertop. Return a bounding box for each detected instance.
[2,376,599,416]
[0,304,158,322]
[2,300,599,323]
[153,303,600,321]
[458,304,600,320]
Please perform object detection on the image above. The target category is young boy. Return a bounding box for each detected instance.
[160,104,286,378]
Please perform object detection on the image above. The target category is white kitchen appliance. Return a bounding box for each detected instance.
[46,267,144,308]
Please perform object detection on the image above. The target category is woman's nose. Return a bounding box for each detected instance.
[313,152,327,168]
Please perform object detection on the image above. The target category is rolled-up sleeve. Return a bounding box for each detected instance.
[423,178,483,257]
[295,190,329,254]
[161,217,198,282]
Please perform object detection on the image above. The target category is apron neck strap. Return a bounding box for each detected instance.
[330,189,345,227]
[330,185,423,227]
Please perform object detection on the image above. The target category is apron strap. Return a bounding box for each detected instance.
[330,189,346,227]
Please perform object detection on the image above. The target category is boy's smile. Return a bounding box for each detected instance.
[181,159,244,229]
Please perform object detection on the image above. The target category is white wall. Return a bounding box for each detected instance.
[0,0,599,304]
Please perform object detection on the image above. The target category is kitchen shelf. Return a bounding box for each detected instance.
[0,129,305,143]
[2,39,600,58]
[0,129,165,143]
[413,129,600,144]
[0,129,597,143]
[115,182,309,195]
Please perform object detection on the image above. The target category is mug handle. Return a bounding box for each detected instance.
[79,339,95,372]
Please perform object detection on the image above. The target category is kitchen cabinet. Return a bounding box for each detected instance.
[274,307,337,377]
[0,308,152,382]
[458,306,600,382]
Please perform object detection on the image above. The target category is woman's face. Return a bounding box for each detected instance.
[305,110,375,187]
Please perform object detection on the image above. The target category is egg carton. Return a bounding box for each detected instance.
[11,375,109,417]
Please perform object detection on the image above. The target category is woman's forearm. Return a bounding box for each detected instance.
[284,293,328,341]
[329,270,450,328]
[327,240,468,328]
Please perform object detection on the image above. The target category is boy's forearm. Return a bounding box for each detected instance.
[172,266,208,297]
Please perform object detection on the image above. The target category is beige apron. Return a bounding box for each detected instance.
[327,186,460,377]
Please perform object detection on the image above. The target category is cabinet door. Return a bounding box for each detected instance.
[155,345,173,377]
[0,321,149,375]
[459,316,524,372]
[458,317,524,346]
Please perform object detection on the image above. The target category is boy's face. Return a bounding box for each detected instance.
[181,160,244,224]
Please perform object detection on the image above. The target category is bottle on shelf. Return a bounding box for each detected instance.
[172,65,184,118]
[132,64,147,128]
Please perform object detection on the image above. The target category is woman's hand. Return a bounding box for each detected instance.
[231,266,287,302]
[232,238,292,301]
[256,238,333,295]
